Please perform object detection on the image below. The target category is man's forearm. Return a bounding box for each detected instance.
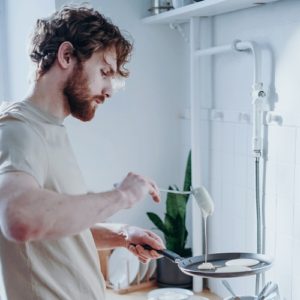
[1,173,128,242]
[90,223,127,250]
[91,224,164,264]
[0,171,160,243]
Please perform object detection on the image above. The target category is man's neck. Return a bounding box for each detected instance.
[26,71,70,120]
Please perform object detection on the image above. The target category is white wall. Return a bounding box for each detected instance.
[0,0,7,101]
[0,2,55,299]
[200,0,300,298]
[56,0,191,239]
[4,0,55,101]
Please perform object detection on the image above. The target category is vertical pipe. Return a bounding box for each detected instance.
[261,115,268,287]
[198,17,213,291]
[190,15,214,293]
[255,156,262,295]
[255,157,262,254]
[191,38,266,295]
[190,16,203,293]
[251,84,265,294]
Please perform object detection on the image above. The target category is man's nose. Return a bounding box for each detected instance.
[103,81,113,99]
[104,89,112,99]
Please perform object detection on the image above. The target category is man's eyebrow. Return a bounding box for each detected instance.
[102,55,117,75]
[106,66,116,76]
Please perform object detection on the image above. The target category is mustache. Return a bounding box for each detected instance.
[92,95,105,103]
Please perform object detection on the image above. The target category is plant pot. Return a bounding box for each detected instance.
[156,257,193,288]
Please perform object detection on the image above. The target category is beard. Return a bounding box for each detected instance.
[63,63,104,122]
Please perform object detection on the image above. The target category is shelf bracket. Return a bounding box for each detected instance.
[169,23,189,43]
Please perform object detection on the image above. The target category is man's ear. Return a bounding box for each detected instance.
[57,41,75,69]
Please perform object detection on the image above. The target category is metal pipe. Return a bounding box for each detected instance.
[195,39,266,295]
[195,43,233,57]
[255,156,262,295]
[190,16,205,294]
[195,40,260,86]
[234,41,259,84]
[255,157,262,254]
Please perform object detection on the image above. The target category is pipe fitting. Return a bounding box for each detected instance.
[266,112,283,125]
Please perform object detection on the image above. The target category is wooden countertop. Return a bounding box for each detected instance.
[106,288,221,300]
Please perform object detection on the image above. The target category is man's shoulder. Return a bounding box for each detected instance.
[0,101,12,111]
[0,117,39,143]
[0,101,28,122]
[0,104,44,146]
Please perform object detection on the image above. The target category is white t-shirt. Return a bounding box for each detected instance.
[0,101,106,300]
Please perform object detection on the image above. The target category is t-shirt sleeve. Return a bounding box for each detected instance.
[0,119,47,187]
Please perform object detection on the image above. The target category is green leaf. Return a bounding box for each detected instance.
[166,185,187,220]
[167,194,186,219]
[166,192,179,218]
[146,151,192,255]
[165,236,178,252]
[146,212,167,234]
[164,213,187,250]
[164,213,179,236]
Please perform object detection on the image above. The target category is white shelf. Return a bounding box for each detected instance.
[142,0,280,24]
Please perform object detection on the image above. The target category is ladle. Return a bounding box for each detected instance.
[159,186,214,217]
[114,183,215,216]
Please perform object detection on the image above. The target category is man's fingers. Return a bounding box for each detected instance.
[148,183,160,203]
[137,235,164,259]
[126,226,165,260]
[150,249,161,258]
[129,244,152,262]
[128,244,138,256]
[143,176,160,203]
[149,180,160,195]
[136,244,152,259]
[135,244,160,260]
[146,230,164,244]
[143,231,165,250]
[119,172,161,205]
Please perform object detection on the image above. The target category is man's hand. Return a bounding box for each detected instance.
[120,225,164,263]
[116,172,160,208]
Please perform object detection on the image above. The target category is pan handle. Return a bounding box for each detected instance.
[157,248,183,263]
[133,244,183,263]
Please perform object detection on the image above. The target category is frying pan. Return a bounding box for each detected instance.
[142,245,273,278]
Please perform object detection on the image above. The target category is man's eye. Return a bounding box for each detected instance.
[101,70,108,77]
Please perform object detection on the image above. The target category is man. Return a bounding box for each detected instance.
[0,5,164,300]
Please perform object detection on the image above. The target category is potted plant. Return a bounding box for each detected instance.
[147,151,192,288]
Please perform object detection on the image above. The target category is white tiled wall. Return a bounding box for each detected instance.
[207,119,300,298]
[201,1,300,298]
